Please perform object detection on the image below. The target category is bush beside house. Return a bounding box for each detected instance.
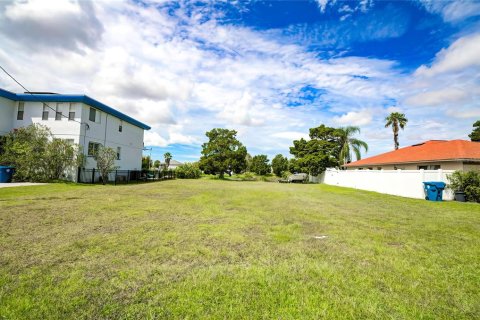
[0,124,80,182]
[448,170,480,203]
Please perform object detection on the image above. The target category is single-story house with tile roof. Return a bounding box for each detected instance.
[344,140,480,171]
[161,159,183,170]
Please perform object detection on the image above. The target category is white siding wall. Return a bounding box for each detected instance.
[319,168,455,200]
[81,105,143,170]
[1,98,145,173]
[0,96,15,135]
[12,101,82,143]
[346,161,464,171]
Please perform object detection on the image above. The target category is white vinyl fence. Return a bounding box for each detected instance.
[317,168,455,200]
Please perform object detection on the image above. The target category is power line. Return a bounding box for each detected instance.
[0,64,89,128]
[0,65,29,93]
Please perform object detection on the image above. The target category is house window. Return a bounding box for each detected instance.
[42,104,49,120]
[17,102,24,120]
[68,103,76,121]
[55,103,62,120]
[89,107,96,122]
[116,147,121,160]
[87,142,101,157]
[418,165,441,170]
[119,122,123,132]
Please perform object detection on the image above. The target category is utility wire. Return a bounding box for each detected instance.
[0,64,88,127]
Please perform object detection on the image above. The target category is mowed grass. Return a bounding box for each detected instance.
[0,180,479,319]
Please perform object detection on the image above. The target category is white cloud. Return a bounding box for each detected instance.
[442,1,480,22]
[315,0,330,13]
[415,33,480,77]
[271,131,309,141]
[405,87,468,106]
[144,131,168,147]
[1,0,103,52]
[386,106,402,113]
[333,109,373,126]
[420,0,480,22]
[404,32,480,125]
[218,92,265,127]
[446,107,480,119]
[0,0,476,161]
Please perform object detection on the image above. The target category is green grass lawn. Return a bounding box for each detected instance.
[0,180,479,319]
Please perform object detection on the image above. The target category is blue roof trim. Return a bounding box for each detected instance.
[0,88,18,100]
[0,88,151,130]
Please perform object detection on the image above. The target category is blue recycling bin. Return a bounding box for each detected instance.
[423,181,446,201]
[0,166,15,183]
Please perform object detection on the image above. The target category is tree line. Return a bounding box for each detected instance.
[1,114,478,182]
[197,113,480,178]
[197,124,368,178]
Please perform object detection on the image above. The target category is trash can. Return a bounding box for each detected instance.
[423,181,446,201]
[0,166,15,183]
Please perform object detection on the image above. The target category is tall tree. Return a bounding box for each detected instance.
[385,112,408,150]
[164,152,172,170]
[199,128,247,178]
[250,154,271,175]
[271,154,288,177]
[469,120,480,142]
[338,126,368,165]
[289,125,342,176]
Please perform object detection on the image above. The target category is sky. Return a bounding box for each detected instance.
[0,0,479,163]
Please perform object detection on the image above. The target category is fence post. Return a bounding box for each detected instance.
[92,168,95,184]
[77,167,81,183]
[127,170,130,184]
[114,170,117,186]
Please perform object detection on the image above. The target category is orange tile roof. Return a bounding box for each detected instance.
[345,140,480,167]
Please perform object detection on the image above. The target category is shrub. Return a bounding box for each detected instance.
[242,172,256,181]
[281,171,292,179]
[448,170,480,202]
[465,185,480,203]
[0,124,79,182]
[175,162,202,179]
[259,174,278,182]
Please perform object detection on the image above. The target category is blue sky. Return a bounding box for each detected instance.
[0,0,479,163]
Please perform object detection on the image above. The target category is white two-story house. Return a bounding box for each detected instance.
[0,88,150,177]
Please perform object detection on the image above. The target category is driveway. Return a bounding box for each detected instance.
[0,183,47,188]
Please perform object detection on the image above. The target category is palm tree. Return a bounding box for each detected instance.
[338,126,369,166]
[385,112,408,150]
[164,152,172,170]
